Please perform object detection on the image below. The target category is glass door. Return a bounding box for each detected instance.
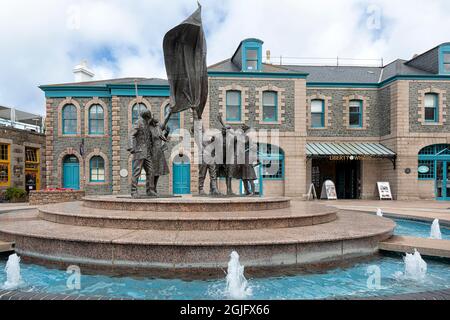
[435,161,450,200]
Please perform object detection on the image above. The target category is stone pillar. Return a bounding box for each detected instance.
[45,98,55,189]
[284,136,307,198]
[111,96,121,194]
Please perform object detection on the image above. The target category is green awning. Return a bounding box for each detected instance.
[306,142,396,158]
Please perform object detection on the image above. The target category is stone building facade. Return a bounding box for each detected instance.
[40,39,450,200]
[0,126,46,196]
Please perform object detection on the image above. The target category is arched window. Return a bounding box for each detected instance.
[131,103,148,124]
[226,91,241,122]
[90,156,105,182]
[311,99,325,128]
[89,104,104,135]
[349,100,363,127]
[164,104,180,134]
[258,144,284,180]
[262,91,278,122]
[62,104,77,134]
[424,93,439,122]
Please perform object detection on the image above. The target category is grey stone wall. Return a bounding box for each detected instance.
[208,78,295,131]
[378,86,391,136]
[306,88,381,137]
[409,81,450,133]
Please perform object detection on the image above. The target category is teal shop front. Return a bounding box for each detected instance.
[418,144,450,201]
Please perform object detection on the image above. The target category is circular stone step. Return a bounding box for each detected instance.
[0,210,395,276]
[37,201,337,231]
[82,195,291,212]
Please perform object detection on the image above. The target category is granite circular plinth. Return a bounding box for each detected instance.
[82,195,291,212]
[0,208,395,276]
[38,201,337,231]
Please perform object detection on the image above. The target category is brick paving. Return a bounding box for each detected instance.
[0,288,448,300]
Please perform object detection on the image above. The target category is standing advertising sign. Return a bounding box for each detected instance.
[320,180,337,200]
[377,182,393,200]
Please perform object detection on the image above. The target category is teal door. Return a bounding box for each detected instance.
[436,161,450,200]
[173,162,190,195]
[63,156,80,190]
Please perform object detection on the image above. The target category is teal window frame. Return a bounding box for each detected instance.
[244,48,259,71]
[349,100,363,128]
[439,45,450,74]
[62,104,77,135]
[89,156,105,182]
[131,103,148,124]
[424,93,439,123]
[258,144,284,180]
[226,90,242,122]
[311,99,325,128]
[262,91,278,122]
[443,52,450,73]
[88,104,104,135]
[164,104,180,134]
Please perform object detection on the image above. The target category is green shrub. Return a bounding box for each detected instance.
[4,187,27,202]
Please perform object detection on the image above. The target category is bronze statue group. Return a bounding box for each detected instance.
[128,110,258,198]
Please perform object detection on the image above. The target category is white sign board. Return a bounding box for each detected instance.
[377,182,393,200]
[320,180,337,200]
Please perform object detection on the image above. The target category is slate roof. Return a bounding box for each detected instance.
[42,77,169,87]
[208,59,300,74]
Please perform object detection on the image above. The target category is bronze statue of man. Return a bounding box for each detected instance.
[197,126,221,196]
[128,110,157,198]
[148,117,170,194]
[236,124,258,196]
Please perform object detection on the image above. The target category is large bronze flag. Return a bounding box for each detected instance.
[163,4,208,119]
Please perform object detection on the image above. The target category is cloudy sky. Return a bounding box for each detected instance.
[1,0,449,116]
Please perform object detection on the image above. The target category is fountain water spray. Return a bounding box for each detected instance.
[403,249,427,281]
[376,208,383,217]
[2,253,23,290]
[225,251,252,299]
[430,219,442,240]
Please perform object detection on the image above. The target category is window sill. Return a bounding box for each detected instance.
[422,122,442,126]
[61,134,80,137]
[85,134,108,138]
[310,127,327,130]
[261,121,280,125]
[87,182,107,186]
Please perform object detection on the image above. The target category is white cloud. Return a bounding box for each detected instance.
[0,0,449,115]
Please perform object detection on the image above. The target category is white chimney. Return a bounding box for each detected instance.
[266,50,271,64]
[73,60,95,82]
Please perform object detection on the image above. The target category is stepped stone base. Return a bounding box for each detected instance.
[82,195,291,212]
[0,196,396,277]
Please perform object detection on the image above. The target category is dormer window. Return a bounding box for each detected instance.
[443,52,450,73]
[245,48,259,71]
[232,38,263,72]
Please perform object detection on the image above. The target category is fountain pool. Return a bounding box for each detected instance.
[393,219,450,240]
[0,254,449,300]
[0,218,449,300]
